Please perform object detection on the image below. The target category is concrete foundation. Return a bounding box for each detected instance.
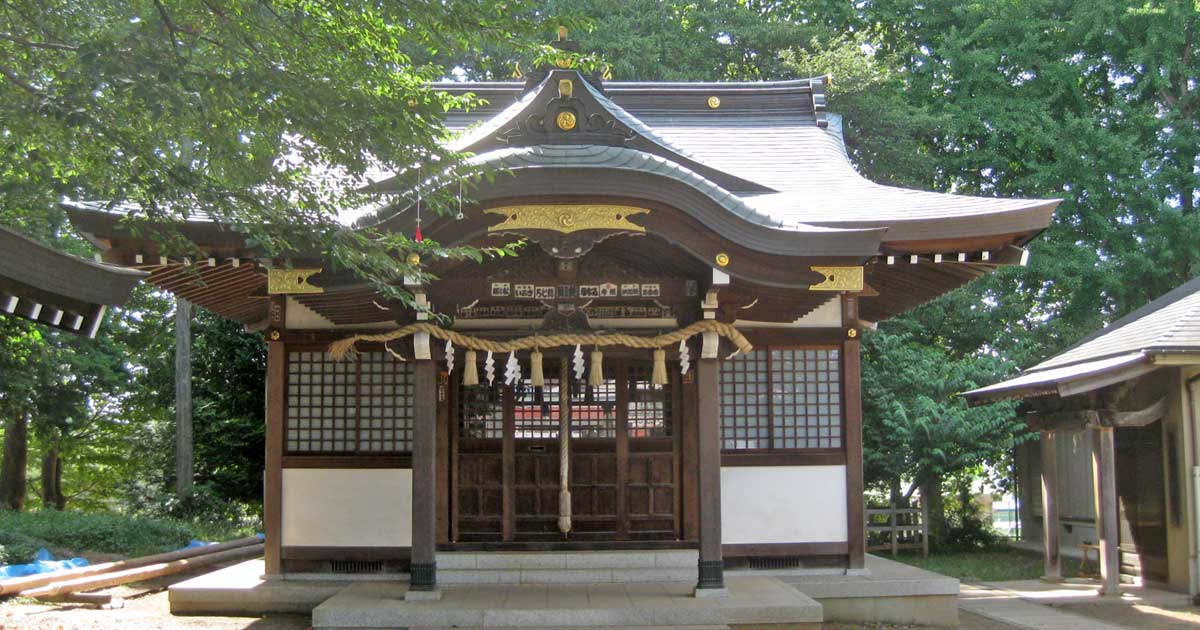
[169,553,957,628]
[770,555,960,628]
[313,576,822,629]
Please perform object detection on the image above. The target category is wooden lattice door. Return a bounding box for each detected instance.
[452,358,679,543]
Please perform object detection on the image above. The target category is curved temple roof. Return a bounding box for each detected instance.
[63,67,1060,327]
[418,70,1059,248]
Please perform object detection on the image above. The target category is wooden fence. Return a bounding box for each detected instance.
[866,500,929,557]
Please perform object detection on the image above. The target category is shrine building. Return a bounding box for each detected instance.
[65,38,1059,608]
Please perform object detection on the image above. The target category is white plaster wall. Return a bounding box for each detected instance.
[720,465,848,544]
[734,296,843,329]
[281,468,412,547]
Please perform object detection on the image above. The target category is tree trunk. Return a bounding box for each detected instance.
[175,298,193,499]
[0,411,30,511]
[922,473,945,547]
[40,446,65,510]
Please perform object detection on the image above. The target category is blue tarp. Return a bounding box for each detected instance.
[0,548,88,579]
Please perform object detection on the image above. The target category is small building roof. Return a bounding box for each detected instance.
[0,225,147,336]
[964,275,1200,403]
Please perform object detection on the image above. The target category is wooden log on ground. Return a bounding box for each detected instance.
[17,543,263,598]
[36,591,124,608]
[0,536,261,596]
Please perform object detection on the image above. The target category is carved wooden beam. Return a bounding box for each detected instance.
[1023,396,1167,432]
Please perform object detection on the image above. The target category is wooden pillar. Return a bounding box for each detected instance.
[1039,431,1062,581]
[843,326,865,571]
[1092,426,1121,596]
[264,340,284,576]
[409,334,439,594]
[175,298,193,498]
[695,332,724,592]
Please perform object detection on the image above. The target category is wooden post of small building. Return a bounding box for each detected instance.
[174,298,193,499]
[694,329,725,595]
[1092,426,1121,596]
[1039,430,1062,581]
[407,324,440,599]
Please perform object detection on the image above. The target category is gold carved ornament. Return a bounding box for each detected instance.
[267,268,324,294]
[809,266,864,292]
[485,205,649,235]
[555,110,577,130]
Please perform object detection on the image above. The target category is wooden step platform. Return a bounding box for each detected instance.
[312,577,822,629]
[438,549,697,584]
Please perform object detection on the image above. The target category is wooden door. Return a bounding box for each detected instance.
[1116,423,1168,582]
[452,358,679,544]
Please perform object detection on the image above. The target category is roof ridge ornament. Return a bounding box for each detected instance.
[811,76,829,129]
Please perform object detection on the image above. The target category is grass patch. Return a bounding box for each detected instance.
[0,510,256,562]
[888,546,1083,582]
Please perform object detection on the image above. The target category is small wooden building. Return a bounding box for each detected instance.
[966,276,1200,596]
[68,51,1058,593]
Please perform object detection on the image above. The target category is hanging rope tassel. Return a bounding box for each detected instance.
[463,350,478,386]
[530,349,544,387]
[589,349,604,387]
[652,348,668,385]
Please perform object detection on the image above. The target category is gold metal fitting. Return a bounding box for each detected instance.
[707,96,721,109]
[558,78,574,98]
[847,328,858,338]
[406,252,421,265]
[714,252,730,267]
[556,110,577,130]
[269,330,281,341]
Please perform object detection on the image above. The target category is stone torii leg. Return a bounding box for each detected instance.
[1040,430,1061,581]
[1091,426,1121,596]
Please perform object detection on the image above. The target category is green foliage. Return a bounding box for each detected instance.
[0,529,45,565]
[0,510,203,557]
[894,548,1082,583]
[861,330,1030,492]
[0,0,552,302]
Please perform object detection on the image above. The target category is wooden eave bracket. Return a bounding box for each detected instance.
[878,244,1029,267]
[1023,396,1167,432]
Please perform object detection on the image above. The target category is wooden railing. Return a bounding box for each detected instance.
[866,500,929,557]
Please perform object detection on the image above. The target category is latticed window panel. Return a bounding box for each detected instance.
[513,369,562,440]
[719,347,842,451]
[719,352,771,449]
[459,383,505,439]
[358,351,415,452]
[627,365,671,438]
[570,368,617,439]
[285,351,413,454]
[769,348,842,449]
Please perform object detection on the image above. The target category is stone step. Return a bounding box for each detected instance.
[439,567,696,585]
[411,626,730,630]
[436,550,698,584]
[312,577,823,629]
[438,549,697,570]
